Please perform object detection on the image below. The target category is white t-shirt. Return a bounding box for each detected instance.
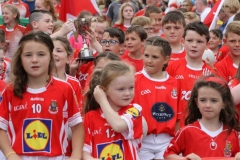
[200,7,211,21]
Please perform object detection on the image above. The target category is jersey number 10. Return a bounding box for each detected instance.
[32,104,42,113]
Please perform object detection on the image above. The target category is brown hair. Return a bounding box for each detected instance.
[83,61,135,114]
[11,31,55,98]
[144,36,172,71]
[162,10,186,27]
[185,75,240,132]
[225,21,240,38]
[42,0,57,21]
[125,25,148,41]
[144,5,162,17]
[183,12,200,22]
[131,16,153,27]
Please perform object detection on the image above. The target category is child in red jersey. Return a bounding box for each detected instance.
[133,36,180,160]
[0,31,84,160]
[122,25,147,72]
[2,0,30,18]
[114,2,135,32]
[164,75,240,159]
[82,61,143,160]
[162,10,186,61]
[166,22,212,127]
[215,21,240,82]
[208,29,223,61]
[0,4,25,60]
[144,5,163,37]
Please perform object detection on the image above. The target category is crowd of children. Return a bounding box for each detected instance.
[2,0,240,159]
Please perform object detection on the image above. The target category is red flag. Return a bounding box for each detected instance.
[203,0,224,29]
[59,0,101,22]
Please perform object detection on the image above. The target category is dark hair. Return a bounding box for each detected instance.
[185,75,240,133]
[125,25,148,41]
[94,51,121,66]
[0,29,5,43]
[52,37,73,74]
[144,36,171,71]
[11,31,55,98]
[210,29,223,40]
[234,12,240,21]
[83,61,135,114]
[183,21,210,42]
[162,10,186,27]
[103,27,125,44]
[144,5,162,17]
[178,7,188,13]
[29,10,53,29]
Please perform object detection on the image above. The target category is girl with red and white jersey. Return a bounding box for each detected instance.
[0,4,25,60]
[0,31,84,160]
[82,61,143,160]
[133,36,180,160]
[164,75,240,159]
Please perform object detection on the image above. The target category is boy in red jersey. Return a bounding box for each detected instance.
[166,21,212,126]
[122,25,147,72]
[162,10,186,61]
[144,5,163,37]
[215,21,240,82]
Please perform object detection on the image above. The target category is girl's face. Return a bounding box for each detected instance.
[53,40,70,70]
[0,50,4,73]
[35,0,49,10]
[2,7,16,24]
[122,6,134,20]
[21,41,51,79]
[196,86,224,121]
[105,72,134,111]
[208,32,222,50]
[144,45,169,78]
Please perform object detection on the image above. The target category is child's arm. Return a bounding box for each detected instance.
[231,84,240,105]
[50,20,74,38]
[0,129,22,160]
[235,152,240,160]
[86,30,103,54]
[68,123,84,160]
[82,151,100,160]
[93,85,128,133]
[165,153,200,160]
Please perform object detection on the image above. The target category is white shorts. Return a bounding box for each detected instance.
[138,133,172,160]
[19,155,66,160]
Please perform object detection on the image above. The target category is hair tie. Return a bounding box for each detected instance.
[205,77,227,87]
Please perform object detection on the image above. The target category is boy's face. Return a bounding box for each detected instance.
[149,13,162,34]
[32,14,54,35]
[183,30,208,59]
[125,31,144,54]
[143,24,154,38]
[162,22,184,45]
[208,32,222,50]
[101,32,122,55]
[225,32,240,57]
[91,22,108,42]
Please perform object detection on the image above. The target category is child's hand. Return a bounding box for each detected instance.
[70,58,81,71]
[235,152,240,160]
[60,19,74,35]
[185,153,201,160]
[94,85,107,105]
[86,28,97,43]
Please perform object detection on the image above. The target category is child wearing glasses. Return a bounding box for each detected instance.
[100,27,125,56]
[121,25,147,72]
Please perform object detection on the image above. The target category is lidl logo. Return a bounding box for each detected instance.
[125,107,141,119]
[23,119,52,153]
[97,140,124,160]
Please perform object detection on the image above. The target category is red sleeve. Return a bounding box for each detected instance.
[83,112,93,153]
[164,128,186,158]
[0,86,11,131]
[215,61,229,82]
[120,104,143,140]
[228,78,240,89]
[23,2,30,17]
[216,45,229,63]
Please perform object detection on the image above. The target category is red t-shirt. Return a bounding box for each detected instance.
[135,9,145,17]
[121,54,143,72]
[215,45,229,63]
[0,77,82,156]
[215,54,238,82]
[164,121,239,157]
[170,48,186,61]
[2,0,30,18]
[133,69,180,136]
[113,24,128,32]
[83,104,143,159]
[166,58,213,122]
[0,25,25,59]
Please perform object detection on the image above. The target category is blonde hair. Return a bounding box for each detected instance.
[223,0,240,14]
[115,2,135,25]
[225,21,240,38]
[183,12,200,22]
[2,4,20,24]
[131,16,153,27]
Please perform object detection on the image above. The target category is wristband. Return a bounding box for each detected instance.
[6,151,16,158]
